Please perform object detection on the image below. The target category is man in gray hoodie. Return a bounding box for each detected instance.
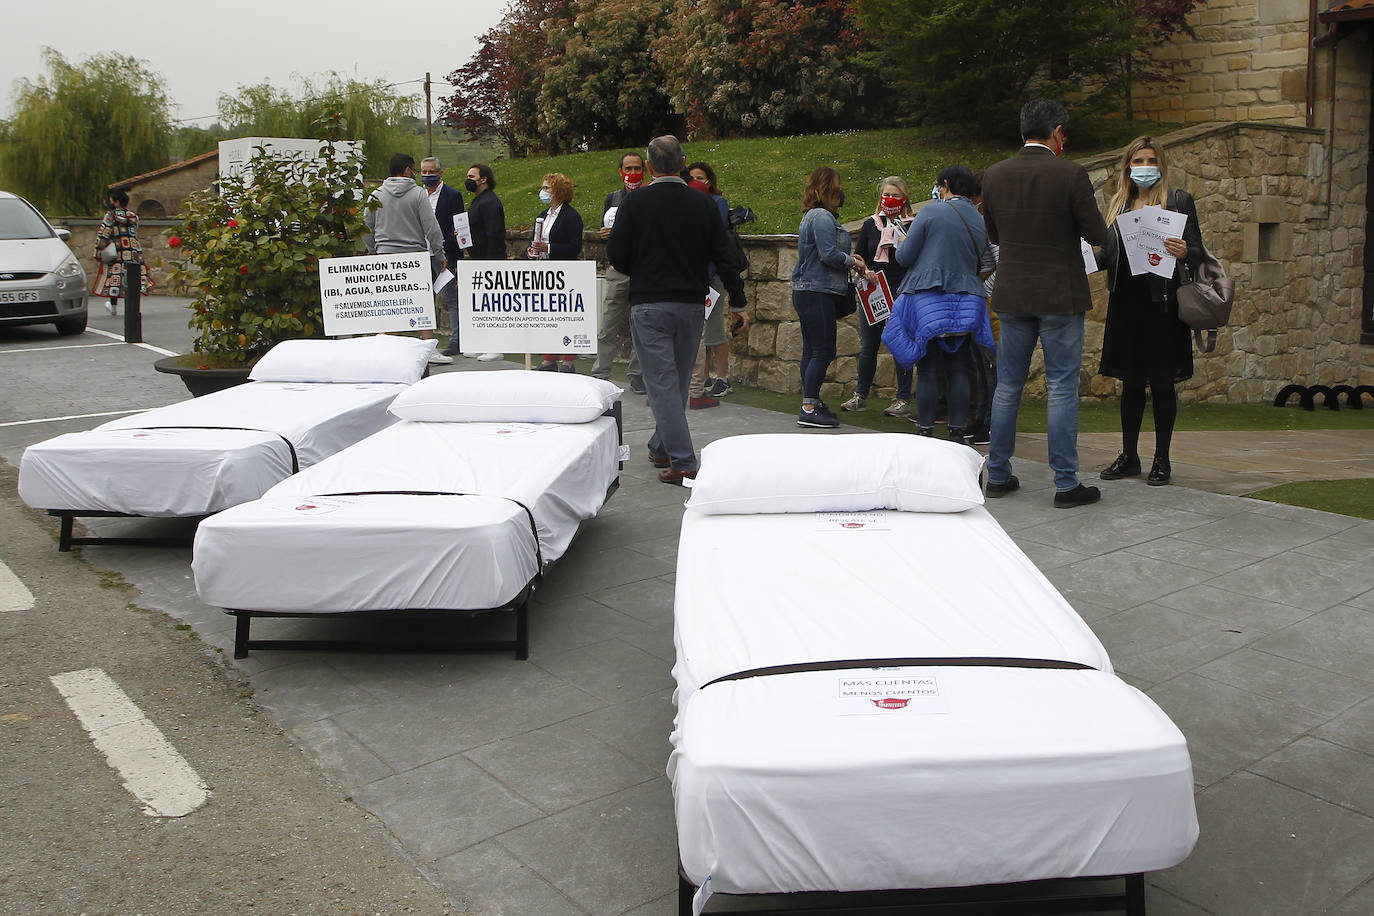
[364,153,452,363]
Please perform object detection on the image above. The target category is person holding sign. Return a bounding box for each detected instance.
[365,153,451,364]
[844,177,914,418]
[881,166,994,445]
[606,135,749,485]
[1095,137,1204,487]
[592,153,647,391]
[530,172,585,372]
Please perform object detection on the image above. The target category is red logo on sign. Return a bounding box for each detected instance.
[1148,252,1162,266]
[871,697,910,710]
[295,504,317,511]
[841,522,865,529]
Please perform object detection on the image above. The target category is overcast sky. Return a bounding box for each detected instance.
[0,0,509,124]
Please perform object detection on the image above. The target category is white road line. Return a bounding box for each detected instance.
[49,668,209,818]
[0,342,124,355]
[0,559,35,612]
[85,326,178,357]
[0,408,148,428]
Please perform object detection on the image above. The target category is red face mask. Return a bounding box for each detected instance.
[622,170,644,190]
[880,196,906,215]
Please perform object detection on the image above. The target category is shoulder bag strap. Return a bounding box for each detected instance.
[944,199,983,263]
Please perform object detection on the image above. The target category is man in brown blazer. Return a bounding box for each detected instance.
[980,99,1109,509]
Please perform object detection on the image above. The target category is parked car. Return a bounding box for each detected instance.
[0,190,88,335]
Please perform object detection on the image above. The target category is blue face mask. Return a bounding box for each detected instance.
[538,189,553,204]
[421,174,440,187]
[1130,165,1161,189]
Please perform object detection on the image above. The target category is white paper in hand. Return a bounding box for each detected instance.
[453,212,473,249]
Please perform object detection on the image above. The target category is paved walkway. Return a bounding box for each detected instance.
[2,304,1372,914]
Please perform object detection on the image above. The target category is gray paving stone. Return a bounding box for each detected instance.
[1124,535,1262,575]
[333,665,604,773]
[1172,511,1334,558]
[1326,878,1374,915]
[534,637,675,703]
[1013,541,1089,571]
[288,718,396,790]
[566,688,676,773]
[353,753,544,863]
[1017,503,1214,556]
[499,778,678,915]
[1195,649,1374,718]
[1043,551,1211,612]
[433,841,589,916]
[586,576,676,626]
[1093,604,1258,686]
[1314,696,1374,756]
[1352,586,1374,612]
[1152,583,1316,635]
[1152,772,1374,915]
[1208,552,1374,613]
[465,719,657,814]
[1292,520,1374,565]
[1251,605,1374,682]
[247,658,380,730]
[1147,673,1326,786]
[528,594,663,658]
[536,545,676,602]
[1250,736,1374,817]
[1243,498,1366,531]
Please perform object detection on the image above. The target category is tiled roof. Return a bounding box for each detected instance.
[1322,0,1374,19]
[107,148,219,190]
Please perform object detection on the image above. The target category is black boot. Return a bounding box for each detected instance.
[1100,453,1142,480]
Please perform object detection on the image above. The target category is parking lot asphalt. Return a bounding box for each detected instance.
[2,296,1373,915]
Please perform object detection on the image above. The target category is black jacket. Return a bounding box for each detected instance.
[467,189,506,260]
[605,177,745,309]
[536,204,584,259]
[430,182,465,266]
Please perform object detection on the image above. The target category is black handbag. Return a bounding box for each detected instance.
[836,279,858,319]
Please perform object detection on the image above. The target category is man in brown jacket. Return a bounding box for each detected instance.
[980,99,1109,509]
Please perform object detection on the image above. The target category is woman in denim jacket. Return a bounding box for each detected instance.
[881,165,994,443]
[792,166,867,428]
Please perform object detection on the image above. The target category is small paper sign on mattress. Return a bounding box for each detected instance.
[836,671,950,716]
[814,511,890,531]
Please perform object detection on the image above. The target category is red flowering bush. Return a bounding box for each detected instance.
[166,119,371,364]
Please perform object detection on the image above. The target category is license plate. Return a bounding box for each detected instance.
[0,290,40,303]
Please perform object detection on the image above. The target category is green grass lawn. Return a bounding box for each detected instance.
[470,119,1188,236]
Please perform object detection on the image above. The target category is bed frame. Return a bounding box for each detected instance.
[678,870,1146,915]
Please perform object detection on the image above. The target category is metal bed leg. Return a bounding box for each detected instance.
[58,514,74,552]
[234,614,251,659]
[514,598,529,660]
[1125,873,1145,916]
[678,873,695,916]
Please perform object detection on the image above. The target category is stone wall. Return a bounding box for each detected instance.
[1132,0,1312,124]
[50,218,182,287]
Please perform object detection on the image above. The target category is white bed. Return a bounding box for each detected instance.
[190,370,623,658]
[669,434,1198,914]
[18,335,434,549]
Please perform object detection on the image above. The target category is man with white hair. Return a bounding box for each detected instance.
[419,157,466,357]
[605,136,750,484]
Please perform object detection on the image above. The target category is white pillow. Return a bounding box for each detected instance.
[249,335,436,384]
[388,370,623,423]
[685,433,986,515]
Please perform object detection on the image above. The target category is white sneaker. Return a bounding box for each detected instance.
[428,351,454,364]
[840,394,866,412]
[461,352,481,358]
[105,301,116,316]
[476,352,503,362]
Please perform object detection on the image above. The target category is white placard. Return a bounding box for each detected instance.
[835,670,950,716]
[1081,239,1099,274]
[602,206,618,229]
[453,212,473,249]
[318,252,436,335]
[1120,205,1188,278]
[432,268,454,294]
[705,287,721,320]
[858,271,894,325]
[458,260,598,354]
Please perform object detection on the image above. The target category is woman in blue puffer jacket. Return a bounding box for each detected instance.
[881,165,995,443]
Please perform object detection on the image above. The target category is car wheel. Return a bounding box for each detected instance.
[54,313,88,335]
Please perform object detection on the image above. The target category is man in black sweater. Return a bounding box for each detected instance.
[606,135,749,484]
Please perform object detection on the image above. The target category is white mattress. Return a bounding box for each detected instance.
[18,382,406,517]
[670,508,1197,897]
[192,416,619,612]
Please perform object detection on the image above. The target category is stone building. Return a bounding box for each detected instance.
[106,149,219,219]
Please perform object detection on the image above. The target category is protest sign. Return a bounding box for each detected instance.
[458,260,598,354]
[1121,205,1188,279]
[453,213,473,249]
[858,271,894,326]
[318,252,436,335]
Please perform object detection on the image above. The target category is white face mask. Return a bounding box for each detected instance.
[931,184,941,201]
[539,189,553,204]
[1130,165,1161,189]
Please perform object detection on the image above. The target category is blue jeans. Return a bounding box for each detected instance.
[988,312,1084,492]
[793,289,839,402]
[858,317,912,399]
[630,301,704,471]
[915,336,969,428]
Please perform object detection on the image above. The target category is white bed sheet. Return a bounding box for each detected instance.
[18,382,406,516]
[670,508,1197,897]
[192,416,619,612]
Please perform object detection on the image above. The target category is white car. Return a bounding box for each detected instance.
[0,190,89,335]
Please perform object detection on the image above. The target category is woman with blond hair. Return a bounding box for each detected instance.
[1095,137,1203,486]
[843,176,914,416]
[530,172,585,372]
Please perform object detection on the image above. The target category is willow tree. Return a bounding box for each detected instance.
[0,48,174,215]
